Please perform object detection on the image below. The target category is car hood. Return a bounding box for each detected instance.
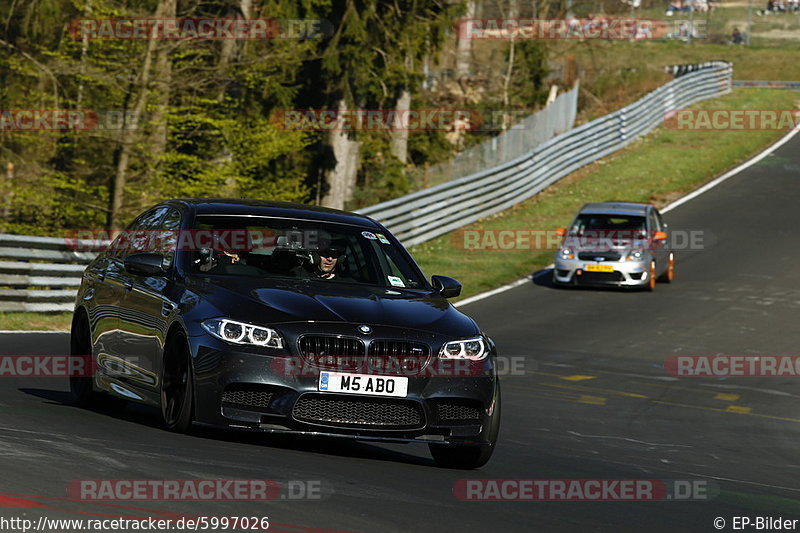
[186,276,479,337]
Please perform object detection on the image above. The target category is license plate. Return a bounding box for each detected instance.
[318,371,408,398]
[585,264,614,272]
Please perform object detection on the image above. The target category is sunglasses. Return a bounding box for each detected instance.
[319,249,343,258]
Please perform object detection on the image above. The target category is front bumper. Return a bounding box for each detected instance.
[553,257,651,287]
[187,324,499,445]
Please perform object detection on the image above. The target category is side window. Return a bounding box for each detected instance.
[159,209,182,269]
[649,210,660,233]
[114,207,169,260]
[109,215,145,260]
[655,210,667,230]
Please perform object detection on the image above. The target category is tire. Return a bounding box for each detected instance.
[647,261,657,292]
[69,311,96,407]
[658,252,675,283]
[430,384,501,469]
[160,332,195,433]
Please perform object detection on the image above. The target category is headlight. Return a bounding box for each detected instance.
[625,250,645,262]
[559,248,575,260]
[440,337,489,361]
[202,319,283,349]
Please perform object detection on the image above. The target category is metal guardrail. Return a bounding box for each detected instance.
[0,234,98,312]
[358,61,733,247]
[733,80,800,90]
[409,84,580,188]
[0,62,731,312]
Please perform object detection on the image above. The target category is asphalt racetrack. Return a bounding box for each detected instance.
[1,134,800,532]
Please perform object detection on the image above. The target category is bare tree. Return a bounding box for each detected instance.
[455,0,476,78]
[108,1,173,228]
[321,99,361,209]
[390,84,411,164]
[149,0,177,159]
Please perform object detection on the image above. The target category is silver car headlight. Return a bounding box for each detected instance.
[558,248,575,260]
[440,337,489,361]
[625,250,645,262]
[202,318,283,349]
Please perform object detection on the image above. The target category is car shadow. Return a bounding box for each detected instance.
[531,268,645,293]
[18,387,436,467]
[192,424,435,467]
[20,387,168,430]
[531,268,557,288]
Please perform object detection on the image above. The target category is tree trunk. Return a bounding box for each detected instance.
[321,99,360,210]
[218,0,253,74]
[76,0,91,107]
[455,0,476,78]
[502,0,519,131]
[389,87,411,163]
[216,0,253,196]
[502,40,516,131]
[149,0,176,160]
[107,14,160,228]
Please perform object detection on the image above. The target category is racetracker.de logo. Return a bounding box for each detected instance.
[664,355,800,377]
[455,18,673,40]
[64,228,281,252]
[453,479,717,501]
[0,355,95,377]
[1,109,149,132]
[68,479,325,501]
[272,109,481,131]
[68,18,333,40]
[269,355,528,377]
[664,109,800,131]
[1,110,96,131]
[452,229,706,251]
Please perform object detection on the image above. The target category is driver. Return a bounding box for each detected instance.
[314,246,343,279]
[303,230,345,279]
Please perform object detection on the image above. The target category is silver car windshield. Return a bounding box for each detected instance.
[569,214,647,238]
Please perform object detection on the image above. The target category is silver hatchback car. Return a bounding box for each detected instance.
[552,202,675,290]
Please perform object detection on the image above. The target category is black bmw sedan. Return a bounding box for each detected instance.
[70,199,500,469]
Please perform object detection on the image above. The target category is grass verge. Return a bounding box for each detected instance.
[0,312,72,331]
[410,87,799,301]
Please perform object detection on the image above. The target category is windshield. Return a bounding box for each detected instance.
[569,214,647,239]
[189,215,426,290]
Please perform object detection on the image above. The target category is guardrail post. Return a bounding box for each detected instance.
[618,110,627,142]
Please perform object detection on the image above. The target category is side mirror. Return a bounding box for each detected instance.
[125,252,167,276]
[555,228,566,236]
[653,231,668,241]
[431,275,462,298]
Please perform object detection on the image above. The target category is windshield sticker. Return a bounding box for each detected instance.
[376,233,390,244]
[387,275,405,287]
[362,231,377,240]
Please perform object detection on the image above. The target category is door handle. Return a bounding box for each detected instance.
[124,280,133,291]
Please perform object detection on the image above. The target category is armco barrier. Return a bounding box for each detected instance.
[357,61,732,247]
[0,234,97,312]
[0,62,732,312]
